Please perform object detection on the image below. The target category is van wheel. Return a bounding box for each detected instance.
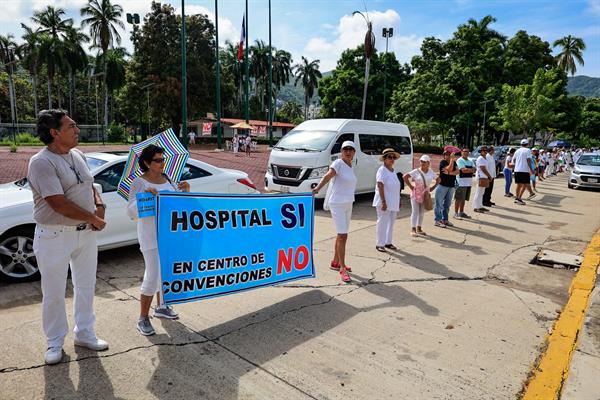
[0,227,39,283]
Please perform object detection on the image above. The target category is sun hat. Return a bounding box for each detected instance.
[521,138,529,145]
[419,154,431,162]
[379,148,400,161]
[341,140,356,150]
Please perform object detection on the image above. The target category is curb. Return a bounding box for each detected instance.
[521,229,600,400]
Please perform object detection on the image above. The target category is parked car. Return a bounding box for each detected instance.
[265,119,413,198]
[568,153,600,189]
[0,152,259,283]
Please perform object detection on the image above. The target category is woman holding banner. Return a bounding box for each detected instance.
[312,140,357,283]
[127,145,190,336]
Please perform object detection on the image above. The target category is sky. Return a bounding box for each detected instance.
[1,0,599,76]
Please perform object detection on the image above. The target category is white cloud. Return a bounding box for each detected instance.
[175,4,239,45]
[0,1,23,23]
[588,0,600,16]
[302,9,423,71]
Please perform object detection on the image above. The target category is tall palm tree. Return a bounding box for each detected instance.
[293,56,322,119]
[271,49,292,118]
[221,41,243,112]
[31,6,73,108]
[18,24,42,118]
[553,35,586,76]
[81,0,124,135]
[0,34,19,126]
[250,39,269,107]
[62,26,89,117]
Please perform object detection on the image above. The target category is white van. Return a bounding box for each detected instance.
[264,119,413,198]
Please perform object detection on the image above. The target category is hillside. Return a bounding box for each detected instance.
[277,71,333,105]
[567,76,600,98]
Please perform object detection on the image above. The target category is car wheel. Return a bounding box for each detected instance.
[568,183,574,189]
[0,227,40,283]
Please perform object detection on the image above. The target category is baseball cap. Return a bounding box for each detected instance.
[341,140,356,150]
[419,154,431,162]
[521,139,529,145]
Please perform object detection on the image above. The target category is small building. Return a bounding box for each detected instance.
[187,118,296,140]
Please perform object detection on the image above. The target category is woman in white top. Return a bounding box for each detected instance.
[232,134,239,155]
[403,154,440,237]
[503,147,516,197]
[373,148,401,252]
[127,145,190,336]
[312,140,357,283]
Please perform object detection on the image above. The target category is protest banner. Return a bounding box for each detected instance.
[156,192,315,304]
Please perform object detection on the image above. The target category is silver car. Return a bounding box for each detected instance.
[0,152,259,283]
[569,153,600,189]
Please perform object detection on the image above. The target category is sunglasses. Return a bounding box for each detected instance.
[152,157,166,163]
[384,155,397,159]
[342,147,355,151]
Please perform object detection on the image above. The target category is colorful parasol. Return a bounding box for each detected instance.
[443,145,461,154]
[117,128,189,200]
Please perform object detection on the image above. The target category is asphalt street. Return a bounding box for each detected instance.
[0,173,598,399]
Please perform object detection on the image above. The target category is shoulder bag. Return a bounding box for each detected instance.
[418,170,433,211]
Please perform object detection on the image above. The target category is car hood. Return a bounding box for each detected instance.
[575,164,600,174]
[0,182,33,208]
[268,149,325,168]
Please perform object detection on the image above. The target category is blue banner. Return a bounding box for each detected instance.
[136,192,156,218]
[156,192,315,304]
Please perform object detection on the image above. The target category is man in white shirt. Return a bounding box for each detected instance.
[187,130,196,145]
[513,139,535,205]
[473,146,492,213]
[483,146,497,207]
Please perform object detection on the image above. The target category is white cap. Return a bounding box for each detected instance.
[341,140,356,150]
[419,154,431,162]
[521,138,529,145]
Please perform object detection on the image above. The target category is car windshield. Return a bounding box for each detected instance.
[86,157,108,171]
[577,155,600,166]
[274,130,337,151]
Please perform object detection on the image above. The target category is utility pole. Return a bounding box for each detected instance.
[268,0,273,147]
[382,27,393,121]
[480,99,493,144]
[215,0,222,150]
[353,11,375,120]
[181,0,188,148]
[141,83,155,138]
[244,0,249,123]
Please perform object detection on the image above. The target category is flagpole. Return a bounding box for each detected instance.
[181,0,188,149]
[268,0,273,147]
[215,0,222,150]
[244,0,249,124]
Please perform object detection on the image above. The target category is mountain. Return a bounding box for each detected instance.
[277,71,333,105]
[567,76,600,98]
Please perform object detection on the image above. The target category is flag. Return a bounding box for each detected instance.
[237,15,245,61]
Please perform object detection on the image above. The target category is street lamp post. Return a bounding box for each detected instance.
[382,27,393,121]
[90,69,105,144]
[480,99,493,144]
[141,83,155,138]
[181,0,188,149]
[215,0,222,150]
[352,11,375,120]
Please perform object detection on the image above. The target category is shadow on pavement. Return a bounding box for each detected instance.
[387,248,469,279]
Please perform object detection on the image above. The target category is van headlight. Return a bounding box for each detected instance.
[267,164,273,174]
[309,166,329,179]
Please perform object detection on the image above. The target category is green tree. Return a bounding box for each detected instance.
[503,30,555,85]
[577,98,600,146]
[62,26,89,118]
[81,0,124,133]
[277,100,303,124]
[0,34,18,128]
[293,56,322,119]
[553,35,586,76]
[18,24,42,118]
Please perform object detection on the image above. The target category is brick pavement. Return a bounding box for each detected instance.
[0,144,441,191]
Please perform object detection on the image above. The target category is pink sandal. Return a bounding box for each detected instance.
[330,261,351,272]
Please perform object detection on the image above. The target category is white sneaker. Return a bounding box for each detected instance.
[74,337,109,351]
[44,347,63,365]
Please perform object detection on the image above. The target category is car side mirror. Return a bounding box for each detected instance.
[93,183,103,194]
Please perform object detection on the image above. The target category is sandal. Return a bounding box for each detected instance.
[411,231,418,237]
[331,261,351,272]
[384,244,398,250]
[375,246,387,252]
[417,230,427,236]
[340,269,351,283]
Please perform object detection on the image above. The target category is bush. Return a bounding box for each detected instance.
[0,132,41,145]
[9,144,17,152]
[412,143,443,154]
[107,123,126,143]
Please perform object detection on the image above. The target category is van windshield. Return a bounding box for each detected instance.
[274,130,337,151]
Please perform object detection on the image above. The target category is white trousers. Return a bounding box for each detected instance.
[141,248,161,296]
[473,183,484,209]
[33,225,98,348]
[376,208,397,246]
[410,197,425,228]
[329,203,353,234]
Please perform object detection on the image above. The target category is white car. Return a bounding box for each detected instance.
[569,153,600,189]
[0,152,259,283]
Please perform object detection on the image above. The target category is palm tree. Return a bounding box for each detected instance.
[18,24,42,118]
[271,49,292,119]
[293,56,322,119]
[0,34,19,127]
[250,39,269,107]
[62,26,89,117]
[81,0,124,136]
[553,35,586,76]
[221,41,243,113]
[31,6,73,108]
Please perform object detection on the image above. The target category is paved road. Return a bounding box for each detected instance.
[0,170,598,399]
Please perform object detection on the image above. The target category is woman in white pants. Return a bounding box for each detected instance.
[404,155,439,237]
[373,148,401,252]
[232,134,239,155]
[473,146,492,213]
[127,145,190,336]
[312,140,357,283]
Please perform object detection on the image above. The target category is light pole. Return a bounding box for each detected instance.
[268,0,273,147]
[480,99,493,144]
[141,83,155,138]
[181,0,188,148]
[90,69,105,143]
[352,10,375,120]
[214,0,222,150]
[382,27,393,121]
[126,13,141,142]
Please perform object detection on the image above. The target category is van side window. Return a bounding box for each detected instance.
[331,133,355,154]
[358,134,412,155]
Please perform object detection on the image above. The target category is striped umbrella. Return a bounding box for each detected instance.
[117,128,189,200]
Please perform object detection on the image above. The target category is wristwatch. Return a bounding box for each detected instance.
[95,203,107,209]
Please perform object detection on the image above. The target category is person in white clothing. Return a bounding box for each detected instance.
[187,130,196,145]
[482,146,497,207]
[27,109,108,365]
[232,134,239,155]
[127,145,190,336]
[404,154,439,237]
[373,148,401,252]
[245,135,252,157]
[513,139,536,205]
[473,146,492,213]
[313,140,357,283]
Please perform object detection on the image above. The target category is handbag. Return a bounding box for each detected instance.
[478,177,490,188]
[418,170,433,211]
